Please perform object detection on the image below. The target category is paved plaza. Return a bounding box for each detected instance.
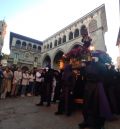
[0,97,120,129]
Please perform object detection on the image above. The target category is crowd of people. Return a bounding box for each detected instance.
[0,58,120,129]
[0,65,60,100]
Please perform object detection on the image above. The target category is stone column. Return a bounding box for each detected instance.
[50,56,54,69]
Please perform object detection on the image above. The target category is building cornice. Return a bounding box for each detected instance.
[43,4,105,42]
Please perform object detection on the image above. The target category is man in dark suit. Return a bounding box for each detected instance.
[79,57,112,129]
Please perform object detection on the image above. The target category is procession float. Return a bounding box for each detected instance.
[59,25,112,105]
[59,25,112,70]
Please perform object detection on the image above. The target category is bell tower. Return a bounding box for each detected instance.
[0,20,7,53]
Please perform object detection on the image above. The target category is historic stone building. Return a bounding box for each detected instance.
[0,20,7,53]
[9,4,108,69]
[41,4,107,69]
[9,32,42,69]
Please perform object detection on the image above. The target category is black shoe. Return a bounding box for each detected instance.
[36,103,43,106]
[55,112,63,115]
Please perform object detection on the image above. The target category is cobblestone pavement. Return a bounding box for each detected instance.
[0,97,120,129]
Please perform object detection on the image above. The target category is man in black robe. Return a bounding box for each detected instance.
[55,64,75,116]
[79,57,112,129]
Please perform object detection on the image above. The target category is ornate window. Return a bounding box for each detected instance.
[38,46,41,52]
[33,45,37,50]
[54,40,57,47]
[80,25,88,36]
[22,41,26,49]
[47,44,49,49]
[69,32,73,40]
[63,35,66,43]
[50,42,52,48]
[15,40,21,48]
[74,29,79,38]
[58,37,62,45]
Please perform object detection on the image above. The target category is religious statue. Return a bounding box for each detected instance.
[80,25,92,48]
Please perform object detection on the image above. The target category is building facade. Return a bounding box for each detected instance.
[9,4,108,69]
[9,32,42,69]
[41,4,107,69]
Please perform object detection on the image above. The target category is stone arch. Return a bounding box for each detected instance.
[38,46,41,52]
[47,44,49,49]
[27,43,32,50]
[22,41,26,49]
[74,28,79,38]
[15,40,21,48]
[62,35,66,43]
[69,31,73,40]
[33,44,37,50]
[42,54,51,68]
[50,42,52,48]
[58,37,62,45]
[68,42,82,52]
[54,40,58,47]
[80,24,88,36]
[53,49,64,69]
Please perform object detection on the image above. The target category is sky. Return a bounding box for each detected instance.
[0,0,119,64]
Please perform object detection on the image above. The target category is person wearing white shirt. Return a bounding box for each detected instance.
[21,70,29,97]
[27,70,35,96]
[11,67,22,96]
[35,68,42,96]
